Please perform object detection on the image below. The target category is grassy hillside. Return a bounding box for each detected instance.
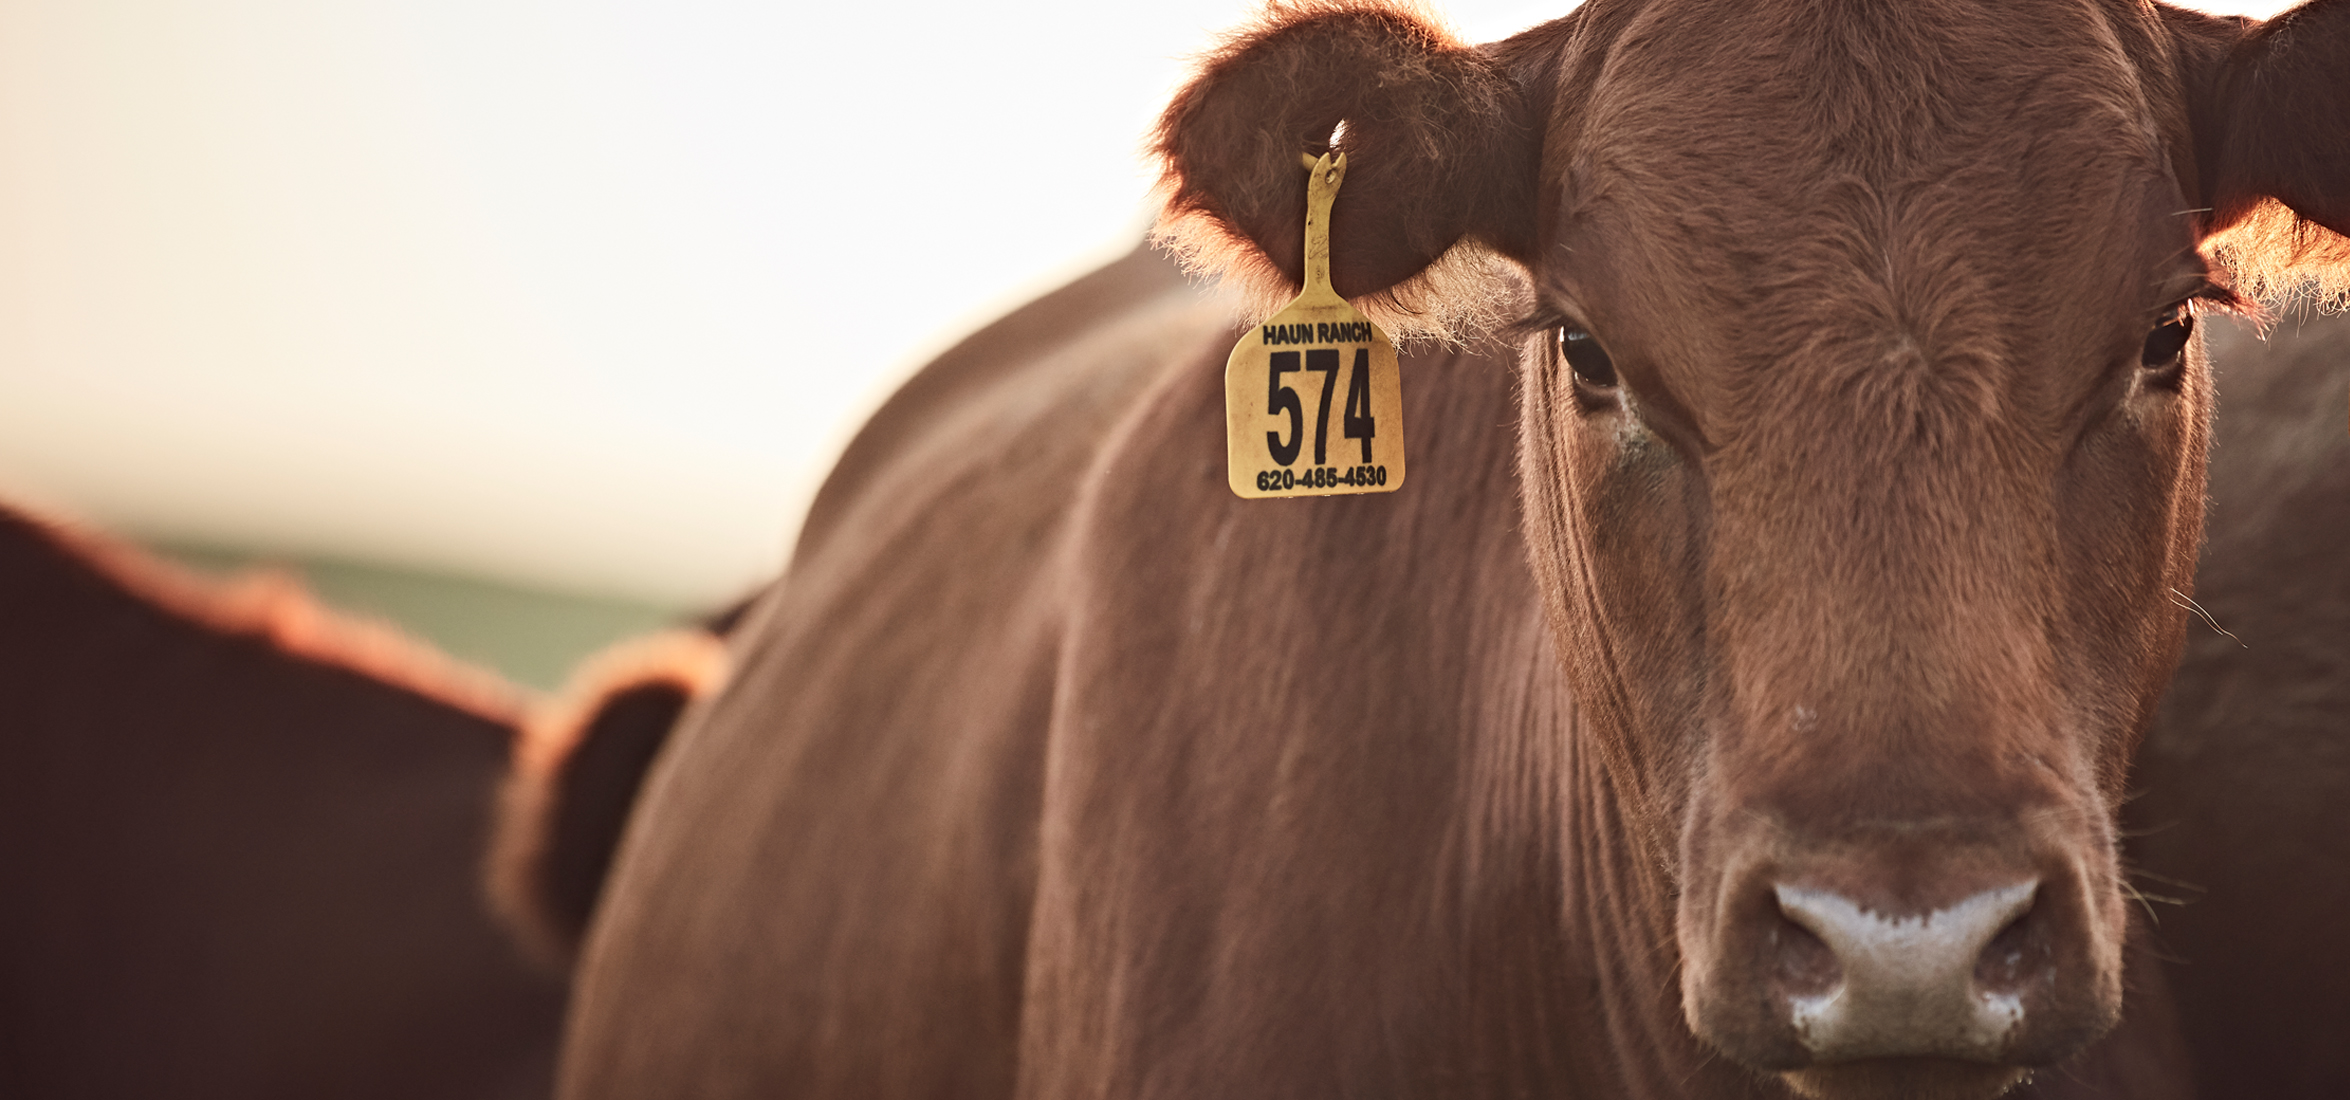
[156,544,700,692]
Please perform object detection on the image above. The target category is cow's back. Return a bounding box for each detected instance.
[0,512,566,1099]
[559,246,1236,1096]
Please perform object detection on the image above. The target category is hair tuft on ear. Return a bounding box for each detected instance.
[2208,199,2350,315]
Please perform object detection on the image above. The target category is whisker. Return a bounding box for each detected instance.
[2127,868,2207,892]
[2122,883,2163,925]
[2168,588,2247,647]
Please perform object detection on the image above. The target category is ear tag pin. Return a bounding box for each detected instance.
[1225,151,1405,498]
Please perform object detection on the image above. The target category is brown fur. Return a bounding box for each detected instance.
[0,504,565,1098]
[2125,311,2350,1098]
[38,514,529,725]
[1151,0,1541,340]
[2189,0,2350,306]
[558,3,2350,1098]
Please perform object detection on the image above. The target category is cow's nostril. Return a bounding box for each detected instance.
[1768,903,1840,994]
[1974,898,2048,993]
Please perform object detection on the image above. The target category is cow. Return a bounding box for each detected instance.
[0,506,565,1097]
[2123,311,2350,1097]
[0,505,729,1098]
[549,2,2350,1098]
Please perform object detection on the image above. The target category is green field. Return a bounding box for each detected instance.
[155,544,696,692]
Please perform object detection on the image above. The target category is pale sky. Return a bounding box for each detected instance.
[0,0,2300,604]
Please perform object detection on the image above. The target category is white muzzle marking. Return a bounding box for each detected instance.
[1774,881,2036,1060]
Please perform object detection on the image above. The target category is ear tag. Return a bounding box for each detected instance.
[1225,151,1405,498]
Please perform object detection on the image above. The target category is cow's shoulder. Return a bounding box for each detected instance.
[563,245,1234,1098]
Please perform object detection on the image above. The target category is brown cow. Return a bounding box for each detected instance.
[0,505,569,1097]
[2125,311,2350,1098]
[555,2,2350,1098]
[0,504,752,1097]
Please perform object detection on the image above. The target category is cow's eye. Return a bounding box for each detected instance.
[2140,308,2193,387]
[1557,326,1618,389]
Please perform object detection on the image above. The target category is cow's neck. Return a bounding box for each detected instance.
[1555,702,1755,1096]
[1458,625,1754,1097]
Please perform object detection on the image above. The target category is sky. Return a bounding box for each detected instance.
[0,0,2301,605]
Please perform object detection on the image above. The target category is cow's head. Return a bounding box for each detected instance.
[1156,1,2349,1096]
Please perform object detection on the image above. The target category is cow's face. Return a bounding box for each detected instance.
[1517,1,2222,1090]
[1156,1,2348,1096]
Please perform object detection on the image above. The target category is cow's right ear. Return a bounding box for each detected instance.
[2169,0,2350,302]
[1153,2,1542,333]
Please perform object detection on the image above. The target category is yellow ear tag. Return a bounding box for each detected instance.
[1225,151,1404,498]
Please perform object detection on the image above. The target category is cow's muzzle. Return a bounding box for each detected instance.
[1774,879,2037,1059]
[1681,829,2123,1100]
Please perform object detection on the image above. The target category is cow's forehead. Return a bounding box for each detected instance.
[1563,0,2168,162]
[1529,0,2195,433]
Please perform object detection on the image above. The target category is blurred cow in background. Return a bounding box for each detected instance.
[0,506,729,1099]
[2124,310,2350,1096]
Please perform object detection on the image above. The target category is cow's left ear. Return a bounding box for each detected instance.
[1152,2,1545,331]
[2168,0,2350,298]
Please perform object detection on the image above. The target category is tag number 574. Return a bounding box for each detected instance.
[1266,348,1376,468]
